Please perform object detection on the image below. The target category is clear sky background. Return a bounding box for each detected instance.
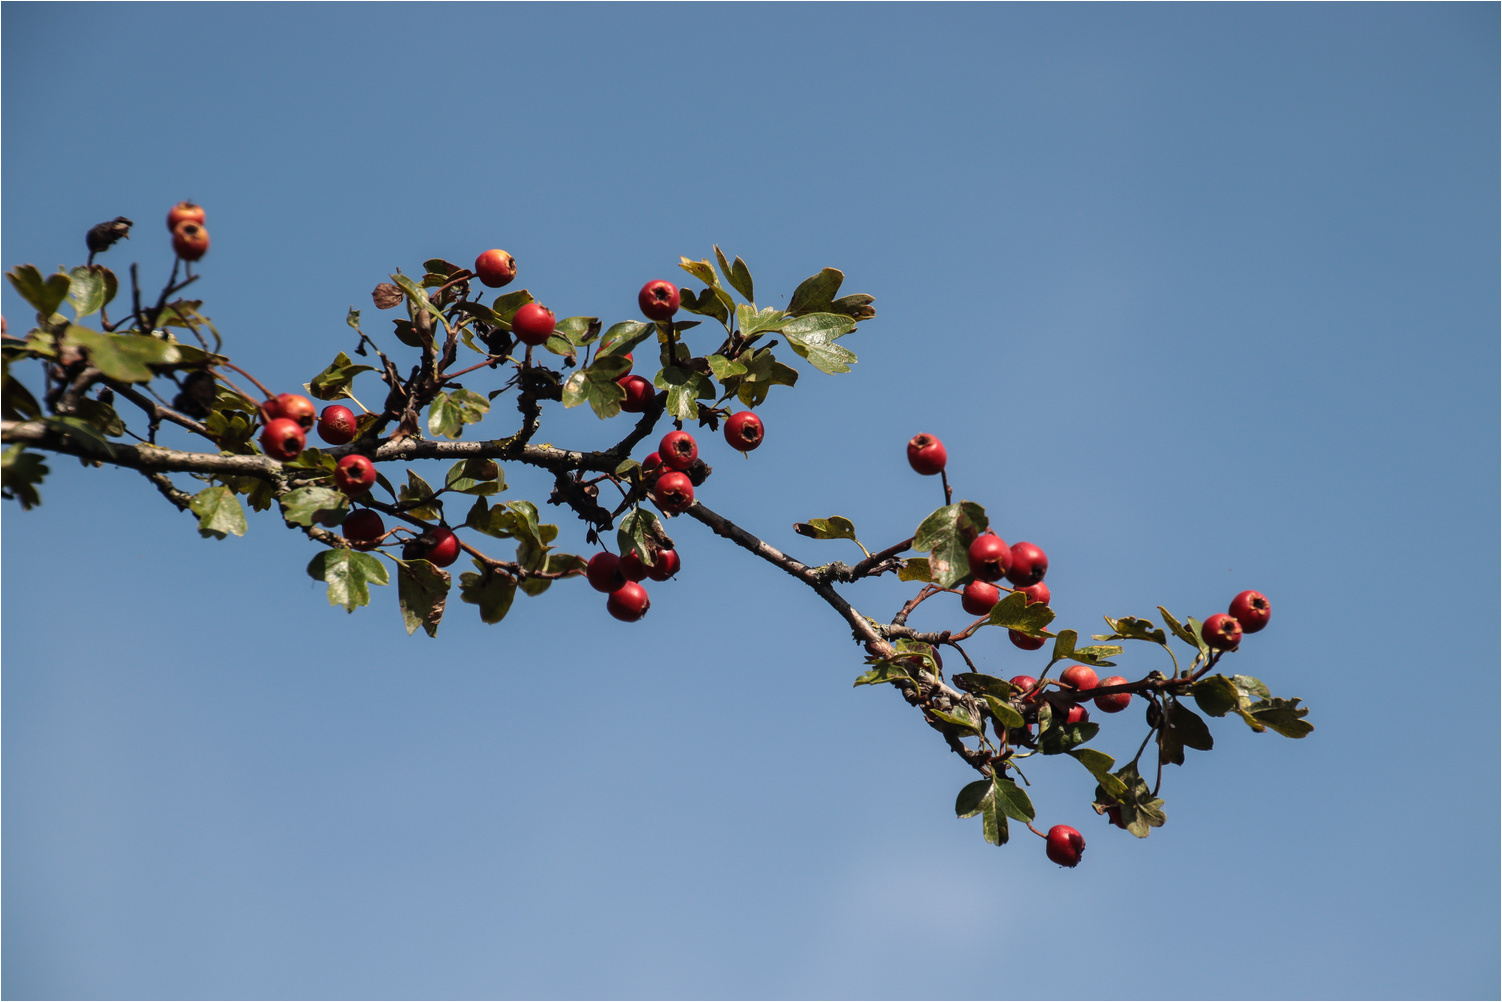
[3,4,1497,1000]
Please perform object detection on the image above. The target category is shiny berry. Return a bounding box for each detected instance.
[1065,704,1091,725]
[273,393,316,430]
[474,249,517,288]
[1010,629,1046,651]
[619,549,650,582]
[259,418,305,461]
[659,430,698,471]
[1046,824,1085,867]
[906,433,946,476]
[724,411,764,452]
[1229,590,1271,633]
[1015,581,1051,606]
[638,280,680,322]
[966,533,1012,582]
[1006,542,1048,587]
[618,375,655,413]
[334,454,377,496]
[961,580,1000,616]
[586,552,627,593]
[171,220,209,261]
[403,526,459,568]
[1059,664,1098,692]
[607,581,650,622]
[647,549,681,581]
[317,404,358,445]
[342,509,385,550]
[1094,676,1132,713]
[1009,675,1040,699]
[1203,612,1242,650]
[511,302,556,346]
[653,471,695,513]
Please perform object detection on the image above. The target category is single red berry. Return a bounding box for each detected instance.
[1005,541,1048,587]
[259,417,305,461]
[638,280,680,322]
[474,249,517,288]
[317,404,358,445]
[1009,675,1039,699]
[1045,824,1086,867]
[1015,581,1051,606]
[1229,590,1271,633]
[647,548,681,581]
[966,533,1012,582]
[511,302,556,346]
[403,526,459,568]
[961,580,1000,616]
[619,549,650,582]
[274,393,316,430]
[586,552,627,593]
[1059,664,1098,692]
[1106,805,1127,829]
[171,220,209,261]
[342,509,385,550]
[906,433,947,476]
[724,411,764,452]
[607,581,650,622]
[1094,676,1132,713]
[166,200,205,231]
[641,451,664,479]
[334,454,377,496]
[1065,704,1091,725]
[653,471,695,513]
[1010,629,1046,651]
[618,374,655,413]
[659,430,698,471]
[1203,612,1243,650]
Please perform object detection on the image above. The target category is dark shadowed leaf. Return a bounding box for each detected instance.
[1192,675,1241,717]
[1247,697,1313,738]
[1167,699,1214,751]
[787,268,844,315]
[397,558,451,637]
[309,352,375,401]
[1,444,47,509]
[459,566,517,624]
[955,779,991,819]
[7,265,70,317]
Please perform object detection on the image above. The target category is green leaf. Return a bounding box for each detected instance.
[679,286,730,325]
[7,265,70,317]
[1233,674,1271,699]
[67,266,107,319]
[679,256,735,314]
[795,516,859,543]
[955,779,991,819]
[458,566,517,624]
[553,315,600,347]
[1167,699,1214,751]
[705,353,747,380]
[656,367,712,423]
[953,672,1014,699]
[1247,697,1314,739]
[1038,719,1099,755]
[428,388,491,440]
[912,501,989,589]
[1106,763,1167,838]
[1096,615,1167,645]
[306,548,388,612]
[735,304,788,341]
[1050,629,1120,667]
[853,661,916,689]
[719,347,799,407]
[897,557,933,583]
[1192,675,1241,717]
[787,268,844,315]
[1,444,48,509]
[42,415,111,452]
[984,694,1025,730]
[981,791,1006,846]
[616,507,667,565]
[73,397,125,437]
[65,328,180,383]
[391,271,445,325]
[714,246,754,303]
[279,486,347,528]
[2,363,42,420]
[399,471,442,520]
[308,351,375,401]
[397,559,451,637]
[992,773,1035,822]
[985,589,1056,636]
[928,706,983,735]
[1159,606,1209,655]
[782,314,858,374]
[1067,748,1128,802]
[444,457,504,496]
[828,292,877,322]
[593,320,651,357]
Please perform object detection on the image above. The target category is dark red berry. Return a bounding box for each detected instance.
[1046,824,1085,867]
[511,302,556,346]
[1065,704,1091,725]
[653,471,694,513]
[586,552,627,593]
[607,581,650,622]
[259,418,305,461]
[334,454,377,496]
[1229,590,1270,633]
[659,430,698,471]
[1005,541,1048,587]
[404,526,460,568]
[966,533,1012,582]
[961,580,1000,616]
[619,549,650,582]
[474,249,517,288]
[317,404,358,445]
[1009,629,1046,651]
[1059,664,1098,692]
[1094,676,1131,713]
[647,549,681,581]
[906,433,946,476]
[724,411,764,452]
[1203,612,1242,650]
[1009,675,1039,699]
[1015,581,1051,606]
[638,280,680,322]
[342,509,385,550]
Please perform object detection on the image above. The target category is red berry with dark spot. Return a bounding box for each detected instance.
[586,552,627,593]
[647,549,681,581]
[1015,581,1051,606]
[1060,664,1098,692]
[342,509,385,550]
[1010,629,1046,651]
[724,411,764,452]
[1094,676,1132,713]
[961,580,1000,616]
[619,549,650,582]
[1203,613,1242,650]
[274,393,316,430]
[334,454,377,496]
[259,418,305,461]
[638,280,680,322]
[653,471,694,513]
[404,526,459,568]
[1046,824,1085,867]
[659,430,698,471]
[474,249,517,288]
[1006,541,1048,587]
[966,533,1012,582]
[511,302,556,346]
[317,404,358,444]
[607,581,650,622]
[171,220,209,261]
[166,201,205,231]
[1229,590,1271,633]
[906,433,947,476]
[618,375,655,413]
[1009,675,1039,699]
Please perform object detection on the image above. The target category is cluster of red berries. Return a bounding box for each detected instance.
[585,545,681,623]
[167,201,210,262]
[1202,590,1271,650]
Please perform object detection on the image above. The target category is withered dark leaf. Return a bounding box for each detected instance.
[371,283,403,310]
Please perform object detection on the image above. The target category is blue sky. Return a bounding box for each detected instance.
[3,4,1497,999]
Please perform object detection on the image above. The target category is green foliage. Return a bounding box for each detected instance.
[1,444,47,508]
[562,353,631,419]
[428,388,490,439]
[913,501,988,589]
[308,351,374,401]
[985,589,1055,636]
[278,486,347,528]
[188,486,247,539]
[458,565,517,624]
[397,558,451,637]
[6,264,71,317]
[306,548,388,612]
[1049,628,1121,667]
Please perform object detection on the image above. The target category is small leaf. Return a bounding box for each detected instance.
[1097,615,1167,645]
[1166,699,1214,751]
[992,773,1035,822]
[458,567,517,624]
[308,351,375,401]
[853,662,916,689]
[67,266,106,319]
[189,486,247,539]
[6,265,70,317]
[65,327,179,383]
[1067,748,1128,802]
[1233,674,1271,699]
[279,486,347,528]
[787,268,844,315]
[397,558,451,637]
[705,353,747,380]
[913,501,989,589]
[399,471,442,520]
[306,548,388,612]
[714,246,755,303]
[928,706,983,735]
[793,516,859,543]
[427,387,490,440]
[985,590,1055,636]
[1038,719,1099,755]
[597,320,653,357]
[1192,675,1241,717]
[955,779,992,819]
[0,444,48,509]
[782,314,858,374]
[982,792,1007,845]
[984,694,1025,730]
[953,672,1014,699]
[1247,697,1314,739]
[1159,606,1209,654]
[897,557,933,582]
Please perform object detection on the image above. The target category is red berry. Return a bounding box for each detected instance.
[166,200,205,231]
[961,580,1000,616]
[638,280,680,322]
[647,549,681,581]
[171,220,209,261]
[1009,675,1039,699]
[274,393,316,430]
[511,302,556,346]
[653,471,695,513]
[641,451,663,479]
[342,509,385,550]
[659,430,698,471]
[334,454,377,496]
[1045,824,1085,867]
[1065,704,1091,725]
[474,248,517,288]
[619,549,650,582]
[259,418,305,461]
[607,581,650,622]
[618,375,654,413]
[966,533,1012,582]
[1006,542,1048,587]
[724,411,764,452]
[906,433,947,476]
[1106,805,1127,829]
[1094,676,1132,713]
[1059,664,1098,692]
[1229,590,1271,633]
[1015,581,1051,606]
[586,552,626,594]
[1203,612,1242,650]
[403,526,459,568]
[1010,629,1046,651]
[317,404,358,445]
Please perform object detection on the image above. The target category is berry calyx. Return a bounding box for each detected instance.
[724,411,764,452]
[334,454,377,496]
[586,552,627,593]
[961,580,1000,617]
[966,533,1012,582]
[342,509,385,550]
[171,220,209,261]
[259,418,305,461]
[659,430,698,471]
[1045,824,1085,867]
[653,471,694,513]
[618,374,655,413]
[1009,629,1046,651]
[1005,542,1048,587]
[607,581,650,622]
[166,201,205,231]
[1093,676,1132,713]
[474,249,517,288]
[1059,664,1098,692]
[317,404,358,445]
[403,526,459,568]
[1015,581,1051,606]
[1203,612,1242,650]
[647,548,681,581]
[1229,590,1271,633]
[619,549,650,582]
[638,280,680,322]
[511,302,556,346]
[906,433,947,476]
